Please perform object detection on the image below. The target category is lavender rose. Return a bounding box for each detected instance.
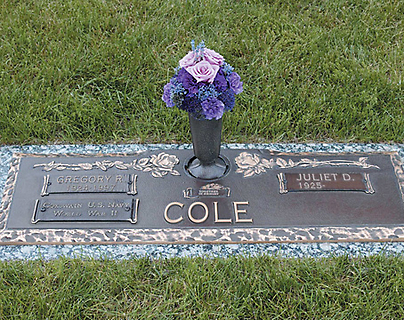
[203,48,224,66]
[186,60,219,84]
[227,72,243,94]
[179,51,197,68]
[201,97,225,120]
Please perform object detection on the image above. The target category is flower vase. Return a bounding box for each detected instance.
[186,114,228,180]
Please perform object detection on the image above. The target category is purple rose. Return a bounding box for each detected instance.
[177,68,201,94]
[179,51,197,68]
[204,48,224,66]
[162,82,174,107]
[213,68,228,92]
[227,72,243,95]
[201,97,225,120]
[186,60,219,84]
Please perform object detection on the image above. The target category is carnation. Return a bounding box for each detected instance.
[162,83,174,108]
[227,72,243,95]
[213,69,228,93]
[218,89,235,112]
[181,95,202,115]
[177,68,200,94]
[201,98,225,120]
[162,41,243,120]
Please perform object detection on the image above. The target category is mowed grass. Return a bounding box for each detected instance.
[0,0,403,144]
[0,255,403,319]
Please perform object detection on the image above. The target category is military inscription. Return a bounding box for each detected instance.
[32,199,138,223]
[277,172,374,194]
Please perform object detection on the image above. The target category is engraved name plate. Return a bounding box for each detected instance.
[41,174,137,195]
[32,199,138,223]
[278,172,374,194]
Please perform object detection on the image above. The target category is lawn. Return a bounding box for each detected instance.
[1,0,404,318]
[0,0,403,144]
[1,255,404,319]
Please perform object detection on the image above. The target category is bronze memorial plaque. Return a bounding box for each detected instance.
[1,150,404,244]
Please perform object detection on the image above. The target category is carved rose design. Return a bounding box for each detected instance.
[132,153,180,178]
[151,153,179,171]
[235,152,260,169]
[235,152,275,177]
[148,153,180,178]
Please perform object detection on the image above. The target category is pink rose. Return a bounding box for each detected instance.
[186,60,219,83]
[179,51,197,68]
[203,48,224,66]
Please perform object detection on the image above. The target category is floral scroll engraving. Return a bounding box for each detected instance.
[234,152,276,177]
[33,152,181,178]
[235,152,380,178]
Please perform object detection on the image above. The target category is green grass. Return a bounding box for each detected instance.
[0,255,403,319]
[0,0,403,144]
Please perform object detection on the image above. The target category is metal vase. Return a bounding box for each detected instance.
[187,114,227,180]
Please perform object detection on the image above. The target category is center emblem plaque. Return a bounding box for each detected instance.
[1,150,404,244]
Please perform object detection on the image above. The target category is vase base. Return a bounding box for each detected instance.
[185,156,229,180]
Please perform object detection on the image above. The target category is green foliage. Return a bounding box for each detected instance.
[0,0,403,144]
[0,255,404,318]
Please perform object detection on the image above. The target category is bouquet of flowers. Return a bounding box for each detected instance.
[162,41,243,120]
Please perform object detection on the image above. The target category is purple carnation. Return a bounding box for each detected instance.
[201,97,225,120]
[213,68,228,92]
[162,82,174,108]
[218,89,235,112]
[227,72,243,95]
[177,68,201,94]
[181,95,202,115]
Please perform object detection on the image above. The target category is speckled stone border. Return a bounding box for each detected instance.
[1,242,404,261]
[1,143,404,259]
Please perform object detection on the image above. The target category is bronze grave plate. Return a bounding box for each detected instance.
[1,150,404,244]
